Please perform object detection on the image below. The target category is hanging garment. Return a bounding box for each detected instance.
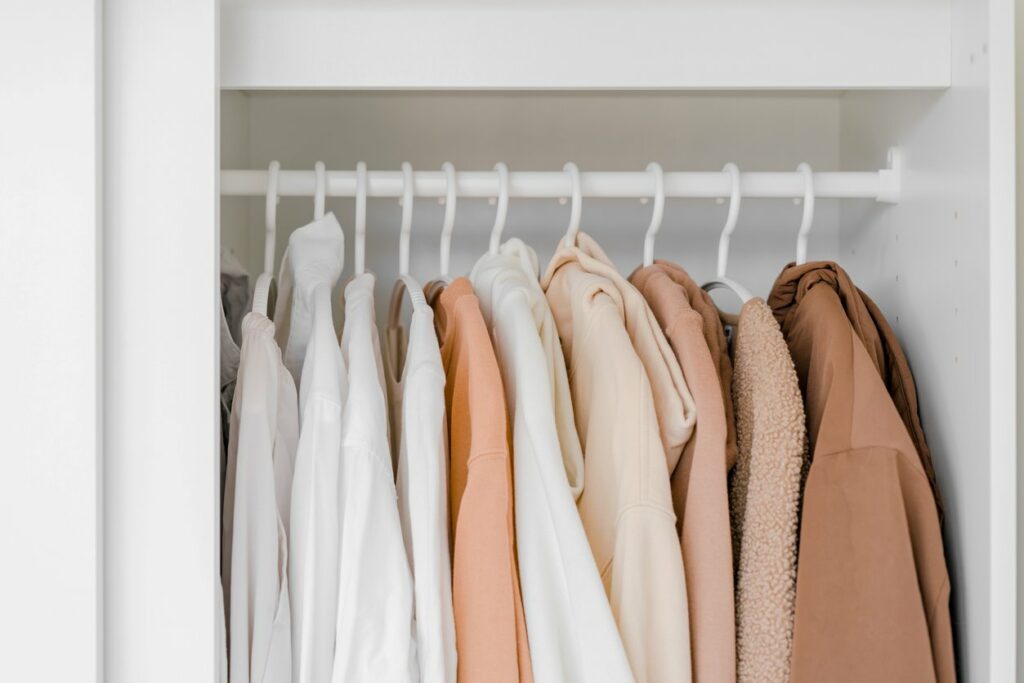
[222,249,253,351]
[427,277,534,683]
[384,282,458,683]
[275,214,346,683]
[223,312,298,683]
[542,233,694,683]
[471,239,634,683]
[332,272,417,682]
[721,298,807,683]
[768,262,954,683]
[629,261,737,683]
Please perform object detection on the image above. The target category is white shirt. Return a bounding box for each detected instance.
[277,214,346,683]
[333,272,417,682]
[224,312,298,683]
[383,280,457,683]
[470,239,635,682]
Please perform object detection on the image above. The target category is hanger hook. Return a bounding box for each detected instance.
[264,160,280,274]
[562,162,582,248]
[399,162,414,276]
[716,163,742,277]
[313,161,326,220]
[795,162,815,265]
[354,162,367,275]
[641,162,665,267]
[488,163,510,255]
[440,162,457,277]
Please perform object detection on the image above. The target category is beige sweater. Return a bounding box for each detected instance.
[543,233,695,683]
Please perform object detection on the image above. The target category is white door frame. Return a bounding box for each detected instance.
[103,0,220,681]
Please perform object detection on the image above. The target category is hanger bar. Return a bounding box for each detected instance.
[221,167,900,203]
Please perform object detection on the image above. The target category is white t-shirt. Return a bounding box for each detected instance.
[470,239,634,682]
[383,280,457,683]
[332,272,417,682]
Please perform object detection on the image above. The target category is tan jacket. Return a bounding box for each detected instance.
[768,262,954,683]
[543,234,694,683]
[430,278,533,683]
[630,261,737,683]
[726,298,807,683]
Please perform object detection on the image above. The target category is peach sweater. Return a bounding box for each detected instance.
[630,262,737,683]
[429,278,533,683]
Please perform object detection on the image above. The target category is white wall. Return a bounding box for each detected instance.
[223,91,843,321]
[839,0,1017,678]
[0,1,101,680]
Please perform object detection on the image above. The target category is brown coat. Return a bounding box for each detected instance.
[630,261,737,683]
[768,262,954,683]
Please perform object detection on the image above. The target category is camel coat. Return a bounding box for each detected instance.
[768,262,954,683]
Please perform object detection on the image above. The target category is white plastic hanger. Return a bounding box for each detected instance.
[397,161,422,294]
[488,162,510,255]
[252,160,280,317]
[795,162,815,264]
[641,162,665,267]
[702,163,753,303]
[438,162,457,283]
[354,161,367,275]
[561,162,582,248]
[313,160,326,220]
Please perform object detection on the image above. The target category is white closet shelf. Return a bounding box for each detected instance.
[220,164,901,203]
[221,1,950,90]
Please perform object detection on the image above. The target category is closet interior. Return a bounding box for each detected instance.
[211,1,1013,680]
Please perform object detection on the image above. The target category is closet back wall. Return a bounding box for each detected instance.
[221,91,841,322]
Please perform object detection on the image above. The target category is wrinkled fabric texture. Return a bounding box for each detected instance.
[726,298,807,683]
[768,261,954,683]
[430,277,534,683]
[472,240,633,683]
[332,273,417,682]
[223,312,297,683]
[769,261,941,512]
[630,261,736,683]
[222,249,252,348]
[276,214,346,683]
[542,233,693,683]
[384,279,457,683]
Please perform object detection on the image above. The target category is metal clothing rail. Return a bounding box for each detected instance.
[220,152,902,204]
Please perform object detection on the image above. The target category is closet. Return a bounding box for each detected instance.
[91,0,1017,682]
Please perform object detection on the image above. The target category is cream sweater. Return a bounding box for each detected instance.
[543,233,694,683]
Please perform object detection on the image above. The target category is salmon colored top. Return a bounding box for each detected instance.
[429,277,533,683]
[631,261,737,683]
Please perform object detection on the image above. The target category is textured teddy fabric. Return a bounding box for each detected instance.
[727,298,807,683]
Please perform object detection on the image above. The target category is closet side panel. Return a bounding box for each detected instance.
[0,1,101,680]
[839,0,1016,678]
[104,1,220,681]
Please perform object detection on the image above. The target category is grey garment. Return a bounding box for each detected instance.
[221,269,252,348]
